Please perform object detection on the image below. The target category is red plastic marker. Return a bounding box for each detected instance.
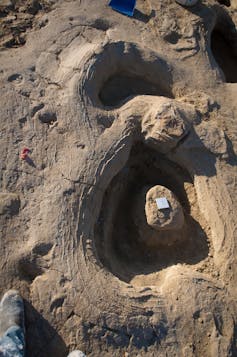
[20,147,30,160]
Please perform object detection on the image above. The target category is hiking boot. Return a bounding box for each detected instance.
[0,290,25,337]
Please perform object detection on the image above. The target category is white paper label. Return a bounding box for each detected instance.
[155,197,170,210]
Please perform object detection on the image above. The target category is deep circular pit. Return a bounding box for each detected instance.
[94,143,209,284]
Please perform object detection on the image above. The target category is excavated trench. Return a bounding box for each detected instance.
[95,143,209,284]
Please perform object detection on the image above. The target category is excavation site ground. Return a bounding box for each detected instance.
[0,0,237,356]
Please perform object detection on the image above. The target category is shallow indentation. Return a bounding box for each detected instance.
[7,73,23,83]
[95,143,210,285]
[0,193,20,216]
[37,110,57,124]
[18,258,44,282]
[32,242,53,256]
[19,116,27,128]
[91,18,110,31]
[163,31,181,45]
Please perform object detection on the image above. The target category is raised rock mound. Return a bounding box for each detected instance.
[132,185,185,246]
[145,185,184,231]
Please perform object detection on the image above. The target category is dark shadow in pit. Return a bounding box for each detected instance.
[25,300,68,357]
[95,143,210,283]
[211,29,237,83]
[210,6,237,83]
[133,9,156,23]
[225,134,237,166]
[99,73,173,107]
[216,0,231,7]
[184,4,237,82]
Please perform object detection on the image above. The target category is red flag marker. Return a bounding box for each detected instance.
[20,147,30,160]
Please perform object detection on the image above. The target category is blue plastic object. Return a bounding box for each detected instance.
[109,0,136,17]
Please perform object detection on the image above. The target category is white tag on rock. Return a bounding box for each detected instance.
[155,197,170,210]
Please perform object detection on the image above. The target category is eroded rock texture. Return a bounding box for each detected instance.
[0,0,237,356]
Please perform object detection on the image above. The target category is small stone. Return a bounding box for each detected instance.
[132,185,185,246]
[142,100,191,153]
[145,185,184,231]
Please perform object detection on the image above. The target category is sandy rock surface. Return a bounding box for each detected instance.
[0,0,237,356]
